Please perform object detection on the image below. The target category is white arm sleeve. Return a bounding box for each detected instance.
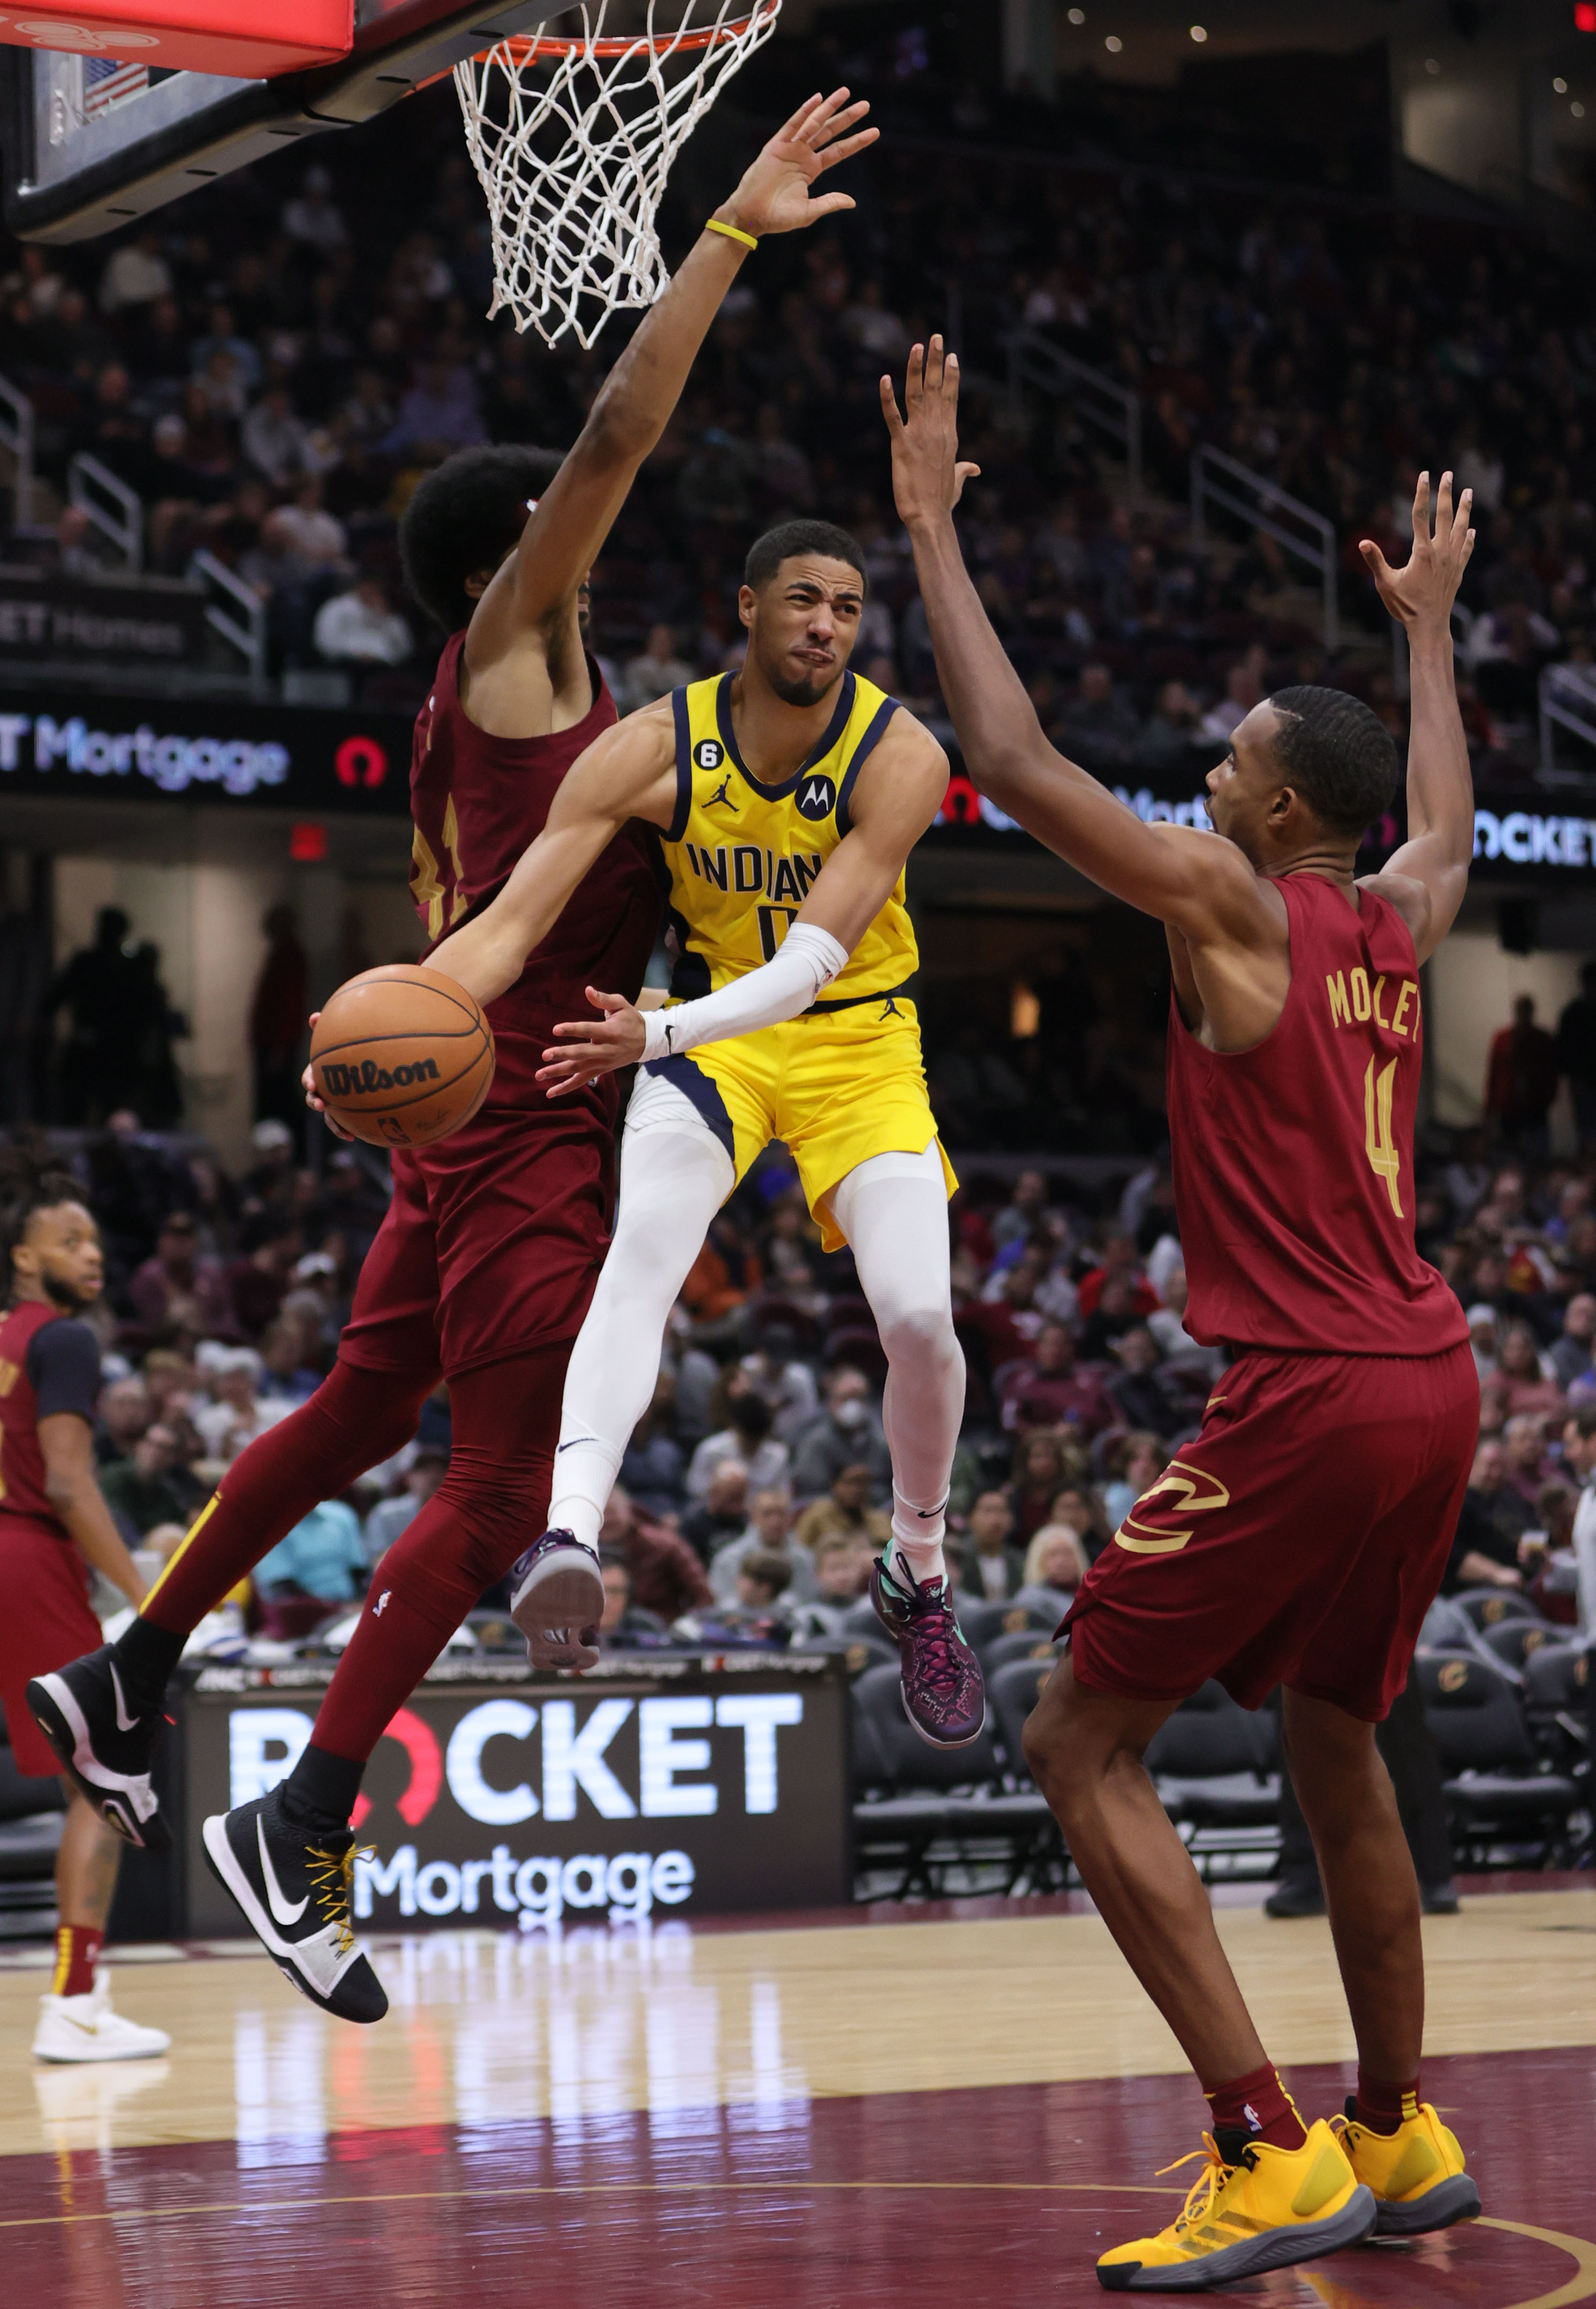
[640,921,850,1063]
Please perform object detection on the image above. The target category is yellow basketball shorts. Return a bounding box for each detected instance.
[634,995,956,1251]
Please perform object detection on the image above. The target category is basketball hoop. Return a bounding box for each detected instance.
[455,1,782,350]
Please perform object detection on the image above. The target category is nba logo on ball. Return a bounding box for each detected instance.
[692,738,724,773]
[796,774,835,822]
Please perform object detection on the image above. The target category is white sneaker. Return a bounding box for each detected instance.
[33,1970,171,2063]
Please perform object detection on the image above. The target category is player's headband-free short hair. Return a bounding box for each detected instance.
[399,443,566,634]
[744,519,868,595]
[0,1147,88,1270]
[1265,684,1400,841]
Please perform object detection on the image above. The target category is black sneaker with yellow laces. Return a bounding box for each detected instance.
[201,1789,387,2024]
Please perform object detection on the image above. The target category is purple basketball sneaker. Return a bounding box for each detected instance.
[869,1550,986,1747]
[509,1530,604,1671]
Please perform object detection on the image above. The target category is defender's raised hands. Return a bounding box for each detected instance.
[720,89,878,239]
[879,336,982,530]
[1359,472,1475,633]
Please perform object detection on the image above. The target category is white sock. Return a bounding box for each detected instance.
[544,1112,732,1564]
[890,1487,949,1586]
[829,1145,964,1599]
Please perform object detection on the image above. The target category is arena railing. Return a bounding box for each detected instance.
[1190,443,1338,653]
[187,547,268,689]
[1003,329,1144,502]
[67,452,143,576]
[1540,660,1596,783]
[0,372,35,531]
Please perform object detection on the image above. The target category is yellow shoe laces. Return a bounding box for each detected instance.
[304,1843,368,1958]
[1157,2134,1245,2233]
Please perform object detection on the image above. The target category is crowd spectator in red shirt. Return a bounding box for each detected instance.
[599,1485,713,1622]
[1075,1229,1161,1322]
[1001,1320,1117,1437]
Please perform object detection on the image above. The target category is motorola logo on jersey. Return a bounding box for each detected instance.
[692,737,725,773]
[795,773,836,822]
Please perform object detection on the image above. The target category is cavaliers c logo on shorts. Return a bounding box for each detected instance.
[1114,1460,1231,1555]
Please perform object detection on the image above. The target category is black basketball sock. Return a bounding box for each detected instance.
[278,1743,365,1839]
[111,1614,186,1714]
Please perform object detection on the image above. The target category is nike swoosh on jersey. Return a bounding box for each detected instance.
[257,1818,309,1927]
[108,1661,139,1733]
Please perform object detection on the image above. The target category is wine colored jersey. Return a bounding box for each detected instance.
[1167,872,1468,1358]
[407,633,664,1067]
[0,1300,101,1536]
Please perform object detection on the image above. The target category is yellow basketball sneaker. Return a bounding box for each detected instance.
[1332,2097,1480,2236]
[1096,2118,1375,2292]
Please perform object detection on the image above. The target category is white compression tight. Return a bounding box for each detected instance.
[548,1116,964,1584]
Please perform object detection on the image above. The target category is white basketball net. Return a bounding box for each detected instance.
[456,1,782,350]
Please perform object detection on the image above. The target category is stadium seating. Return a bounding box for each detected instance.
[1520,1642,1592,1786]
[955,1600,1058,1652]
[0,1711,66,1934]
[1452,1588,1548,1635]
[1415,1650,1581,1866]
[1476,1618,1561,1677]
[1142,1682,1281,1835]
[850,1662,1054,1898]
[980,1630,1064,1678]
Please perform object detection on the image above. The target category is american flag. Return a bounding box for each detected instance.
[83,57,149,117]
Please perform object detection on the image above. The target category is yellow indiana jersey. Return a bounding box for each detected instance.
[661,670,918,1004]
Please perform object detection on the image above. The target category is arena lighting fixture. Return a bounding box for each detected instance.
[1067,6,1085,20]
[1556,75,1570,89]
[1425,56,1441,73]
[1576,100,1588,113]
[1105,33,1122,50]
[1189,24,1207,40]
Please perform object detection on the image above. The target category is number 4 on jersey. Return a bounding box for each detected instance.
[1364,1054,1402,1217]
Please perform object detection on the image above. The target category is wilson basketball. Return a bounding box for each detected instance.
[309,965,494,1149]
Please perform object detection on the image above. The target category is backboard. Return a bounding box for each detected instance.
[1,0,556,240]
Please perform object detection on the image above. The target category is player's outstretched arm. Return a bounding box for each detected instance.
[1358,472,1476,965]
[880,339,1263,941]
[536,714,948,1095]
[426,707,679,1007]
[467,89,878,667]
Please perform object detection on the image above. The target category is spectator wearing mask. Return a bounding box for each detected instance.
[95,1374,152,1467]
[795,1462,891,1556]
[709,1486,815,1603]
[679,1458,750,1563]
[600,1486,712,1622]
[364,1449,448,1564]
[596,1551,667,1648]
[952,1488,1027,1601]
[789,1366,890,1497]
[1550,1293,1596,1392]
[686,1373,789,1501]
[254,1498,368,1604]
[1000,1322,1117,1438]
[128,1212,237,1339]
[98,1421,199,1541]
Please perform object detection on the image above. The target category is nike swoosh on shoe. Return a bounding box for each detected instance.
[108,1661,139,1734]
[258,1818,309,1926]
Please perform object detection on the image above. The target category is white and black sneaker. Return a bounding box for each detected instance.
[27,1646,170,1853]
[201,1790,388,2025]
[509,1528,604,1671]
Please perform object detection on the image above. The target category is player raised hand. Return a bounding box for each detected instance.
[880,337,982,530]
[1359,471,1474,633]
[537,990,646,1098]
[719,88,878,238]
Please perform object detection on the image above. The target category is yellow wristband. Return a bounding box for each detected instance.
[707,216,758,252]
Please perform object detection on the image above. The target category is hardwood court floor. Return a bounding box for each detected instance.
[2,1884,1594,2307]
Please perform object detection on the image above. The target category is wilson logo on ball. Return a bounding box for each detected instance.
[321,1057,441,1096]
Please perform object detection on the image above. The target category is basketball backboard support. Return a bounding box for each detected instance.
[1,0,557,240]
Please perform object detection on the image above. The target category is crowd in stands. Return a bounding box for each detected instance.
[0,25,1591,776]
[22,1049,1596,1654]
